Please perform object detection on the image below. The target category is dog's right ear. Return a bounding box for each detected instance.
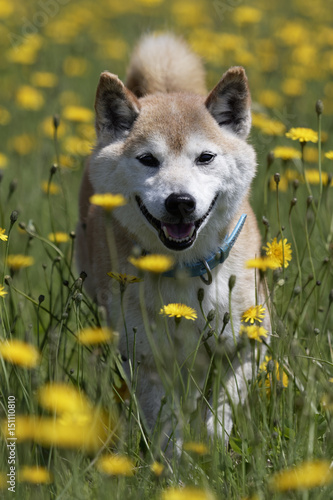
[95,71,140,141]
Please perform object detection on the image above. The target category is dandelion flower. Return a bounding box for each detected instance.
[89,193,127,211]
[48,232,70,244]
[162,487,216,500]
[259,355,288,393]
[31,72,58,88]
[240,325,268,342]
[0,152,8,168]
[233,6,262,25]
[19,466,52,484]
[41,181,60,195]
[273,146,301,161]
[242,305,266,324]
[37,383,92,414]
[6,254,35,270]
[0,339,40,368]
[246,256,278,271]
[270,460,333,491]
[62,105,94,123]
[76,327,114,345]
[129,254,175,273]
[285,127,318,143]
[16,86,44,110]
[183,442,209,455]
[0,285,7,298]
[0,228,8,242]
[325,151,333,160]
[97,454,135,476]
[263,238,292,269]
[107,272,142,285]
[304,169,329,185]
[160,303,197,321]
[150,461,164,476]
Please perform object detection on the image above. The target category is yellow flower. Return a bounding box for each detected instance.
[259,355,288,393]
[37,383,92,414]
[162,487,216,500]
[241,305,266,324]
[273,146,301,161]
[285,127,318,143]
[62,105,94,123]
[0,227,8,242]
[233,6,262,25]
[325,151,333,160]
[16,86,44,111]
[2,411,113,451]
[10,134,35,155]
[89,193,127,211]
[0,0,13,17]
[270,460,333,491]
[0,285,7,298]
[97,454,135,476]
[263,238,292,269]
[150,461,164,476]
[240,325,268,343]
[41,181,60,195]
[183,442,209,455]
[281,78,306,97]
[0,152,8,168]
[6,254,35,270]
[107,272,142,291]
[160,303,197,321]
[63,56,89,77]
[31,72,58,88]
[129,254,175,273]
[251,113,285,136]
[41,116,67,139]
[304,169,330,185]
[258,90,283,109]
[19,466,52,484]
[303,147,319,163]
[246,256,279,271]
[0,339,40,368]
[76,327,114,345]
[48,232,70,244]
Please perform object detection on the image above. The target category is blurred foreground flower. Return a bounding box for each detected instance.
[242,304,265,324]
[19,466,52,484]
[37,383,92,414]
[0,339,40,368]
[162,487,216,500]
[90,193,127,211]
[97,454,135,476]
[6,254,35,270]
[246,256,279,271]
[77,327,115,345]
[263,238,292,269]
[62,105,94,123]
[240,325,268,342]
[273,146,301,161]
[270,460,333,491]
[183,442,209,455]
[0,285,7,298]
[16,85,44,111]
[286,127,318,143]
[150,461,164,476]
[325,151,333,160]
[107,272,142,285]
[129,254,175,273]
[160,303,197,321]
[0,228,8,242]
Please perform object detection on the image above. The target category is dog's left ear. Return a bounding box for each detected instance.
[205,66,251,140]
[95,71,141,141]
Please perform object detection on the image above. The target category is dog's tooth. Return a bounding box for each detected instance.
[189,226,195,238]
[162,225,169,239]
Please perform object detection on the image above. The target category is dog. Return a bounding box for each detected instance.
[76,33,267,449]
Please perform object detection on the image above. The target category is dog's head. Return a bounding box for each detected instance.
[90,68,256,260]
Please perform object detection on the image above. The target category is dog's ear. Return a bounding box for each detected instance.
[205,66,251,139]
[95,71,140,141]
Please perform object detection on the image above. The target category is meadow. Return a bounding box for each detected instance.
[0,0,333,498]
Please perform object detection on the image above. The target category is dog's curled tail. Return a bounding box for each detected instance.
[125,33,207,97]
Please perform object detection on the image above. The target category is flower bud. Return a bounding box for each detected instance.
[197,288,204,302]
[315,99,323,115]
[228,274,236,291]
[207,309,215,322]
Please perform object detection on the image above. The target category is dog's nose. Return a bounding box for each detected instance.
[165,193,196,217]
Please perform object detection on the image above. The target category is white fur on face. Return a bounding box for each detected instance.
[90,127,256,261]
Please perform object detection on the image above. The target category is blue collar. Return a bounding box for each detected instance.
[163,214,247,285]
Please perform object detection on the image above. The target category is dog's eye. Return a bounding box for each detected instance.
[196,152,216,165]
[136,153,160,168]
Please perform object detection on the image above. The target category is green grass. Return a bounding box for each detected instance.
[1,0,333,498]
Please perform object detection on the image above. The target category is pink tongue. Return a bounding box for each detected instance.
[164,222,194,239]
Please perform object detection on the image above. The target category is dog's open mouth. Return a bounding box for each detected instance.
[135,194,218,251]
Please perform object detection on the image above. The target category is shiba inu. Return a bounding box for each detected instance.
[76,33,267,449]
